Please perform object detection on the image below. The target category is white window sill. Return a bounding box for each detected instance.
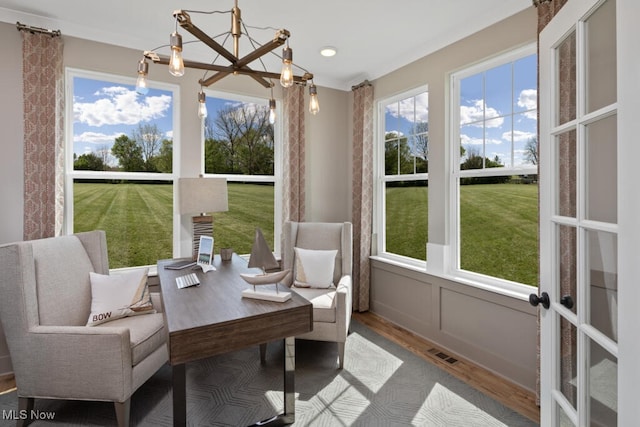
[369,255,533,302]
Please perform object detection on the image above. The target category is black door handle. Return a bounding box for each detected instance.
[560,295,574,309]
[529,292,550,309]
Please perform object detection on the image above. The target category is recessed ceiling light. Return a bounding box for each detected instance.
[320,46,337,57]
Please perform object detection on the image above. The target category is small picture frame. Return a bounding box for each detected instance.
[197,235,216,272]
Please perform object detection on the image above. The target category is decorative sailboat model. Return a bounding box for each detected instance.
[240,228,291,302]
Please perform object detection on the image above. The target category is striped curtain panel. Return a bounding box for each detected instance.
[282,85,306,223]
[22,30,64,240]
[351,83,374,312]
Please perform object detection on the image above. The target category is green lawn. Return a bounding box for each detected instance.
[459,183,539,286]
[75,181,538,286]
[74,182,273,269]
[385,183,539,286]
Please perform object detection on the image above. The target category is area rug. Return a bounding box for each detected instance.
[0,320,537,426]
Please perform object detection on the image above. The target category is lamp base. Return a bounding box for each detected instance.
[241,288,291,303]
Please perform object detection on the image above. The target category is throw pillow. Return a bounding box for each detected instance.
[294,247,338,288]
[87,268,155,326]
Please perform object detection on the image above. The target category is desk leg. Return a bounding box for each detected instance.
[172,363,186,427]
[283,336,295,422]
[250,336,295,426]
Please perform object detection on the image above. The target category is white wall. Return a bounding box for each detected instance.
[0,24,24,245]
[0,23,23,374]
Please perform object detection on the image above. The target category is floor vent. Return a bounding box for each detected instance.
[427,348,459,365]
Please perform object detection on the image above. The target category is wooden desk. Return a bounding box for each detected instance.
[158,254,313,426]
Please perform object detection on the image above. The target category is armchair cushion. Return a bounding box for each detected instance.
[291,286,337,323]
[87,268,155,326]
[96,311,166,366]
[293,247,338,288]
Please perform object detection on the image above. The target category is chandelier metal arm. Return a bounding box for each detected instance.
[138,1,319,117]
[145,53,311,87]
[174,10,238,65]
[233,30,288,70]
[199,36,286,87]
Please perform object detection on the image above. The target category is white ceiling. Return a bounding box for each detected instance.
[0,0,532,90]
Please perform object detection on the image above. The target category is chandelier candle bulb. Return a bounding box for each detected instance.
[169,32,184,77]
[197,90,207,119]
[309,84,320,115]
[269,98,277,124]
[280,46,294,88]
[136,58,149,94]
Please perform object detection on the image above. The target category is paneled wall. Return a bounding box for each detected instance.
[371,260,537,390]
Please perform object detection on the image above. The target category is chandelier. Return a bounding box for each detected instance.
[135,0,319,122]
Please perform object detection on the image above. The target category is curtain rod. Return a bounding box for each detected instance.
[351,80,371,91]
[16,22,61,37]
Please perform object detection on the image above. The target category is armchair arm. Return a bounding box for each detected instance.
[15,325,133,402]
[335,275,353,340]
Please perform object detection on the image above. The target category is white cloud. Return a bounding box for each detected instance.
[165,130,173,139]
[74,86,171,127]
[460,100,503,127]
[460,133,503,146]
[517,89,537,120]
[385,93,429,123]
[501,130,536,142]
[74,131,126,144]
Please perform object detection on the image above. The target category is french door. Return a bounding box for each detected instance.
[537,0,640,425]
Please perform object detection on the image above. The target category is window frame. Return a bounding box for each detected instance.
[201,89,283,255]
[64,68,181,268]
[448,43,538,295]
[373,85,429,269]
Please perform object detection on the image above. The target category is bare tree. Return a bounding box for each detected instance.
[524,136,538,165]
[96,144,112,170]
[132,123,163,171]
[206,103,273,174]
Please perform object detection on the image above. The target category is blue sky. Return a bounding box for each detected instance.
[75,53,536,170]
[458,54,538,168]
[72,77,265,167]
[384,53,537,169]
[72,76,174,165]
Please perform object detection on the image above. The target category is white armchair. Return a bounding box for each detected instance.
[263,221,353,368]
[0,230,168,427]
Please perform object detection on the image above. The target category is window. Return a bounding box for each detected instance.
[376,88,429,262]
[66,69,179,269]
[203,91,281,255]
[451,44,539,288]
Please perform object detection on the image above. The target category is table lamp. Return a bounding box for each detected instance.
[178,177,228,259]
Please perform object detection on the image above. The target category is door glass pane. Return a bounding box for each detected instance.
[556,30,576,125]
[558,225,577,315]
[556,130,577,218]
[587,229,618,342]
[557,403,575,426]
[560,317,577,408]
[588,338,617,426]
[586,114,617,223]
[586,0,617,113]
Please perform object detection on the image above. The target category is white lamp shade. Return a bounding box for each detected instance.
[178,178,229,214]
